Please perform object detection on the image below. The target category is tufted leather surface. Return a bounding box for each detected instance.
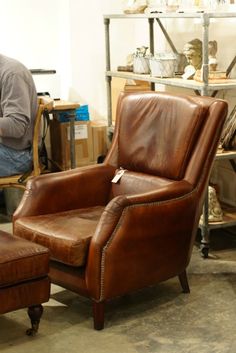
[0,230,49,287]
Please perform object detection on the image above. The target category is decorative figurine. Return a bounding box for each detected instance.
[193,39,227,82]
[182,38,202,79]
[200,186,224,223]
[208,40,218,71]
[183,38,202,70]
[123,0,148,14]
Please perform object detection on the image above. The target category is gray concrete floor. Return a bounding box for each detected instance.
[0,215,236,353]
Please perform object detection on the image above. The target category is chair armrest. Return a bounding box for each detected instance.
[86,180,197,300]
[13,164,116,220]
[89,179,193,247]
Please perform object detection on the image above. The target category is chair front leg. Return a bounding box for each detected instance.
[178,270,190,293]
[92,301,105,330]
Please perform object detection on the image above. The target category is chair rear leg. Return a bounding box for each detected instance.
[26,304,43,336]
[93,301,105,330]
[178,270,190,293]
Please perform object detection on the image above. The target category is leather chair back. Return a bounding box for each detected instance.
[107,92,227,200]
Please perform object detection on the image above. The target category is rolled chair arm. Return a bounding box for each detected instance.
[13,164,116,221]
[86,180,197,300]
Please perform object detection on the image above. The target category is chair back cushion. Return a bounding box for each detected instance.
[116,92,208,180]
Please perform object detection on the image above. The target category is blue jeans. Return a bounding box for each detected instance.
[0,143,32,177]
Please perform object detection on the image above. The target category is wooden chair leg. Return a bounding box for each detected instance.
[178,270,190,293]
[26,304,43,336]
[92,301,105,330]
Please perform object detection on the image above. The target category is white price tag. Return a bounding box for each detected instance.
[111,168,126,183]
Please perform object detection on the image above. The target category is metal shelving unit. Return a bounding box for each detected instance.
[104,11,236,257]
[107,71,236,91]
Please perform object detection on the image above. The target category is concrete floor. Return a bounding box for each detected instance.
[0,217,236,353]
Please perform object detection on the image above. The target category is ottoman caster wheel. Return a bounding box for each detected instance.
[26,305,43,336]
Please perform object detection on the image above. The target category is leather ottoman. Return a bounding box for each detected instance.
[0,230,50,335]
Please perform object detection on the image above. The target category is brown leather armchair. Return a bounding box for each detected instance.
[13,91,228,330]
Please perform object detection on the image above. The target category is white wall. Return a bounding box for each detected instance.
[0,0,71,98]
[68,0,137,119]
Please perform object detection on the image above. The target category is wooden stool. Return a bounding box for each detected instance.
[0,230,50,335]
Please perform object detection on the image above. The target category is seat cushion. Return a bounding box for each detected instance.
[0,230,49,288]
[14,206,105,267]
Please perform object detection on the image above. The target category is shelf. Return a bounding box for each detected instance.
[104,12,236,20]
[215,150,236,160]
[199,205,236,230]
[107,71,236,91]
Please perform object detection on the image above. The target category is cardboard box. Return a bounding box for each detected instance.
[91,121,108,162]
[50,118,93,170]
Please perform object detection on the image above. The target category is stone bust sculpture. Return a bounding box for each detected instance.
[183,38,202,70]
